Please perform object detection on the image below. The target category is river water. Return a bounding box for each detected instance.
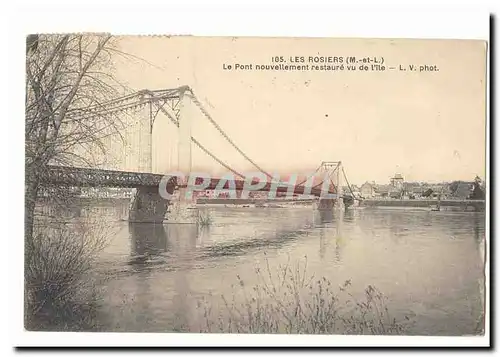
[42,200,486,335]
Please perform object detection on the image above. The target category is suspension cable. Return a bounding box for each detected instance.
[295,163,322,187]
[161,98,325,188]
[65,88,180,115]
[152,101,247,180]
[65,91,143,115]
[300,164,339,194]
[342,166,360,200]
[315,164,340,189]
[187,91,274,179]
[191,138,246,179]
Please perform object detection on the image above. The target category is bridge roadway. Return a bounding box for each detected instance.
[43,165,337,198]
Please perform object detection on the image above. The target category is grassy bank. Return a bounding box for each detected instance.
[196,257,409,334]
[25,217,111,331]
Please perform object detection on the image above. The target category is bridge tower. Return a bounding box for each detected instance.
[315,161,343,211]
[128,86,198,224]
[138,91,154,173]
[165,86,199,224]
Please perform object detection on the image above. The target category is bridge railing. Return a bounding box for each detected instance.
[43,165,175,189]
[43,166,337,197]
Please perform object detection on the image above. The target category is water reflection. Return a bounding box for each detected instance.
[472,212,485,250]
[319,228,326,260]
[472,211,486,324]
[314,209,333,225]
[335,210,344,263]
[130,270,154,328]
[198,226,211,248]
[166,224,199,331]
[316,209,346,262]
[129,223,168,261]
[196,208,315,259]
[343,209,355,223]
[126,220,201,331]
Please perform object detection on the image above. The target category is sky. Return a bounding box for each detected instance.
[110,36,487,186]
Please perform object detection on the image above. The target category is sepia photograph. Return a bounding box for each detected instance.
[23,32,488,343]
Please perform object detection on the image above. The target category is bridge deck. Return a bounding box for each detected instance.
[43,165,168,188]
[43,165,337,197]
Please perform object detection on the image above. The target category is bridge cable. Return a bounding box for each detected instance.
[151,90,315,187]
[342,167,361,201]
[316,164,340,190]
[65,89,182,116]
[153,101,247,180]
[187,91,274,180]
[65,90,185,122]
[65,92,145,116]
[188,90,330,190]
[148,90,326,190]
[294,163,323,187]
[191,138,247,180]
[159,94,325,188]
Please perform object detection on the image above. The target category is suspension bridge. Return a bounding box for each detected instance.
[44,85,354,223]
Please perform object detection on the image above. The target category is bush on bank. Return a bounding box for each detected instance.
[197,257,409,334]
[25,217,110,331]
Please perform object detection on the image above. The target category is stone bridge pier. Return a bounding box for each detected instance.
[316,198,338,210]
[128,186,170,223]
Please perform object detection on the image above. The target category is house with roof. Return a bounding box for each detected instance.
[360,182,375,198]
[390,173,405,190]
[374,184,393,198]
[410,186,424,198]
[403,182,422,198]
[389,189,402,199]
[418,184,453,199]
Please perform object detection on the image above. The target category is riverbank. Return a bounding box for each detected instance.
[360,199,485,211]
[196,198,315,206]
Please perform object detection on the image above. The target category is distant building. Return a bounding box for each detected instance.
[390,173,405,190]
[389,190,402,199]
[417,184,453,199]
[360,182,375,198]
[404,182,423,198]
[411,186,424,198]
[374,184,392,198]
[373,182,403,199]
[431,184,452,198]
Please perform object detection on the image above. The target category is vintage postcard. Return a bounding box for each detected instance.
[24,35,487,340]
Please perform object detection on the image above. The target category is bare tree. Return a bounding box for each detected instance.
[24,33,137,329]
[25,34,128,246]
